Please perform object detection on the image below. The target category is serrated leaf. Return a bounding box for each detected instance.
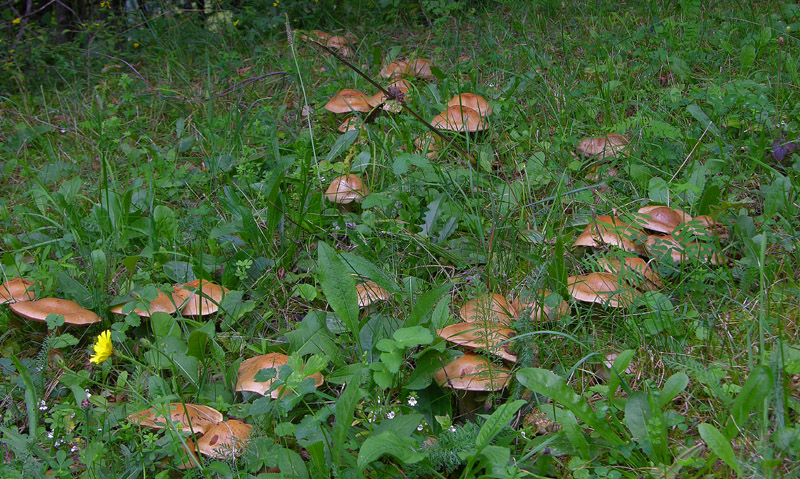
[698,423,739,473]
[285,311,338,359]
[419,194,444,236]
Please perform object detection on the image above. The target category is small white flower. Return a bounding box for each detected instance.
[520,431,527,439]
[38,400,47,411]
[449,425,456,433]
[386,411,395,420]
[84,389,92,399]
[70,445,78,453]
[47,430,54,439]
[417,424,424,431]
[407,396,417,407]
[54,439,63,447]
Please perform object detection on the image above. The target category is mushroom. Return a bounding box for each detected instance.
[459,293,516,326]
[645,234,724,265]
[431,105,487,133]
[127,403,224,434]
[404,59,435,80]
[680,215,729,241]
[337,117,360,133]
[326,35,352,57]
[380,61,408,79]
[196,419,253,459]
[433,352,511,391]
[510,289,570,323]
[446,93,492,117]
[596,256,663,290]
[633,206,692,234]
[110,286,190,318]
[414,132,444,159]
[573,215,645,254]
[235,353,324,398]
[324,89,373,114]
[367,79,412,109]
[180,279,228,316]
[355,282,391,308]
[324,174,369,205]
[576,133,629,159]
[9,298,100,325]
[176,439,202,470]
[1,278,39,304]
[437,322,517,362]
[567,273,641,308]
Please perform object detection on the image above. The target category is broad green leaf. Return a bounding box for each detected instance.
[151,312,179,339]
[624,392,651,446]
[658,372,689,408]
[380,349,404,374]
[686,104,720,136]
[9,355,36,439]
[698,423,739,473]
[333,366,366,467]
[153,204,177,239]
[478,444,511,475]
[430,294,451,330]
[608,349,634,401]
[726,365,773,437]
[324,130,358,164]
[542,404,589,459]
[740,43,756,71]
[405,283,452,328]
[340,252,401,293]
[317,242,360,345]
[393,326,433,348]
[357,431,426,470]
[475,399,526,451]
[285,311,338,359]
[517,368,623,445]
[277,447,309,479]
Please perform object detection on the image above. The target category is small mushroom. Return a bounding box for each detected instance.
[236,353,324,398]
[324,174,369,205]
[414,132,444,159]
[196,420,252,459]
[110,286,190,317]
[567,273,641,308]
[1,278,39,304]
[576,133,629,159]
[404,58,435,80]
[180,280,228,317]
[326,35,352,57]
[459,293,516,326]
[434,352,511,391]
[431,105,487,133]
[645,234,724,265]
[446,93,492,117]
[380,61,407,79]
[324,89,373,114]
[597,256,663,290]
[573,215,645,254]
[10,298,100,325]
[367,79,412,109]
[127,403,224,434]
[510,289,570,323]
[437,322,517,362]
[633,206,692,234]
[355,282,391,308]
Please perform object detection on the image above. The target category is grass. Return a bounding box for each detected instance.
[1,0,800,477]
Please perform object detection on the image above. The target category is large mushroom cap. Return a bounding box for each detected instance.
[567,272,640,308]
[597,256,663,290]
[431,105,487,132]
[110,286,189,317]
[1,278,39,304]
[437,322,517,362]
[510,289,570,323]
[446,93,492,117]
[634,206,692,234]
[645,234,724,265]
[380,61,408,79]
[326,35,352,57]
[355,282,391,308]
[180,280,228,316]
[576,133,629,159]
[196,420,253,459]
[573,215,645,254]
[405,58,435,80]
[434,352,511,391]
[10,298,100,325]
[127,403,224,434]
[324,89,372,114]
[459,293,516,326]
[236,353,324,398]
[324,174,368,204]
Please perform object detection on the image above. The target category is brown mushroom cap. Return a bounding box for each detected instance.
[437,322,517,362]
[355,282,391,307]
[645,234,724,265]
[180,280,227,317]
[431,105,487,132]
[576,133,629,159]
[1,278,39,304]
[634,206,692,234]
[459,293,516,326]
[405,58,435,80]
[9,298,100,325]
[414,132,444,159]
[110,286,189,317]
[235,353,324,398]
[176,439,201,470]
[324,174,369,204]
[573,215,645,254]
[127,403,224,434]
[303,29,332,42]
[567,273,641,308]
[433,352,511,391]
[380,61,407,79]
[597,256,663,290]
[446,93,492,117]
[324,89,372,114]
[510,289,570,323]
[337,116,360,133]
[680,215,729,241]
[326,35,352,57]
[196,420,253,459]
[367,79,413,108]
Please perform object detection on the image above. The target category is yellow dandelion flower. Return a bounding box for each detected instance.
[12,18,21,24]
[133,42,140,48]
[233,19,239,26]
[89,330,113,364]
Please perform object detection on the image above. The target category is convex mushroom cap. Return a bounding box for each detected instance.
[1,278,39,304]
[10,298,100,325]
[367,79,412,108]
[634,206,692,234]
[180,279,228,316]
[437,322,517,362]
[645,234,724,265]
[576,133,629,159]
[127,403,224,434]
[324,89,372,114]
[405,58,435,80]
[597,256,663,290]
[510,289,570,323]
[573,215,645,254]
[380,60,407,79]
[567,273,641,308]
[111,286,190,317]
[459,293,516,326]
[447,93,492,117]
[197,420,253,459]
[236,353,324,398]
[325,174,369,204]
[356,282,391,308]
[434,352,511,391]
[431,105,487,132]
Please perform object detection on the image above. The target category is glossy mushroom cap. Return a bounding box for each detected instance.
[437,322,517,362]
[110,286,189,317]
[573,215,645,254]
[324,174,369,204]
[576,133,629,159]
[196,420,253,459]
[431,105,487,132]
[1,278,39,304]
[380,61,407,79]
[236,353,324,398]
[634,206,692,234]
[10,298,100,325]
[597,256,663,290]
[567,272,641,308]
[127,403,224,434]
[645,234,724,265]
[434,352,511,391]
[510,289,570,323]
[405,58,435,80]
[355,282,391,308]
[324,89,372,114]
[414,132,444,159]
[447,93,492,117]
[459,293,516,326]
[180,280,228,316]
